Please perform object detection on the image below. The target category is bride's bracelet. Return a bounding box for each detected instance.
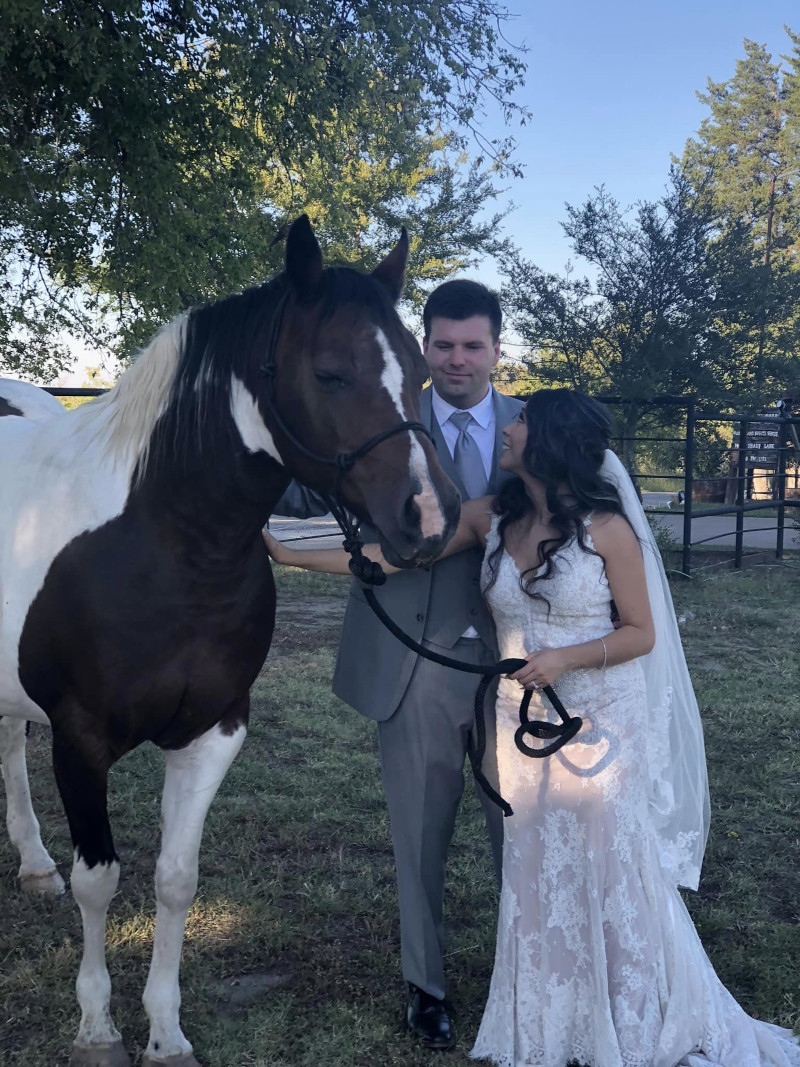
[599,636,608,671]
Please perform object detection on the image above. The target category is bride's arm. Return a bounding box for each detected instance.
[263,529,385,574]
[510,513,655,688]
[263,496,493,575]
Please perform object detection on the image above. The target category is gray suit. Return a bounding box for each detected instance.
[276,386,523,998]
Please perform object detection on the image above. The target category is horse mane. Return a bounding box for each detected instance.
[78,266,397,482]
[77,277,285,479]
[76,315,188,474]
[140,276,289,483]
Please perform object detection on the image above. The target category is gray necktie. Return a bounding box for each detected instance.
[450,410,488,500]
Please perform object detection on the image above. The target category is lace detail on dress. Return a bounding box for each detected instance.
[471,516,800,1067]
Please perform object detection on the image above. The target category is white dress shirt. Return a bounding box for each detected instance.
[431,386,496,638]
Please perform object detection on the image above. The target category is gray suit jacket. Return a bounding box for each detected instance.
[276,387,524,721]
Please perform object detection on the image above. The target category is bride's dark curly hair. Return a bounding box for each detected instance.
[485,389,626,605]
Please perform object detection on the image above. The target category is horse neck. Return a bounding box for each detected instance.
[128,279,294,546]
[134,427,291,553]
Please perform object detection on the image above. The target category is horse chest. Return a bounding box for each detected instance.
[17,506,276,740]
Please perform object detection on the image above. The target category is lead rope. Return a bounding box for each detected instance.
[332,517,584,818]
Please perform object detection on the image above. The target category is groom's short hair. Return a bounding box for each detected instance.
[423,279,502,343]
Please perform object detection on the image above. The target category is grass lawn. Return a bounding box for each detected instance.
[1,564,798,1066]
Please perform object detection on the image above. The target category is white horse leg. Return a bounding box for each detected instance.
[142,722,246,1067]
[0,715,64,895]
[51,716,130,1067]
[70,855,131,1066]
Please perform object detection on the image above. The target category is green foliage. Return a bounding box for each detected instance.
[646,512,681,559]
[680,31,800,400]
[257,122,510,313]
[503,172,776,404]
[682,36,800,256]
[492,356,538,396]
[498,29,800,478]
[501,172,767,469]
[0,0,526,375]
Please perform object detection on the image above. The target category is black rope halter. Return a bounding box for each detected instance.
[261,286,583,818]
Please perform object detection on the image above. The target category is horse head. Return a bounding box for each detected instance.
[254,216,461,568]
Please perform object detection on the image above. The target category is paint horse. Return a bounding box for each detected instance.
[0,215,460,1067]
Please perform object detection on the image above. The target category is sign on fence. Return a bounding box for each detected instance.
[746,407,782,468]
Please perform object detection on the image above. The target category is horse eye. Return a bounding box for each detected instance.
[314,371,349,390]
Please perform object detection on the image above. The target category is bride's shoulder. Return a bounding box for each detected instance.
[584,511,639,554]
[585,509,621,528]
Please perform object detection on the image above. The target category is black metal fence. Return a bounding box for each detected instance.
[44,387,107,397]
[599,395,800,577]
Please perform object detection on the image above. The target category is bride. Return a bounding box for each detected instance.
[263,388,799,1067]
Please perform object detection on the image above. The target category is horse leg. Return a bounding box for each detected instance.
[142,717,247,1067]
[52,727,132,1067]
[0,715,64,895]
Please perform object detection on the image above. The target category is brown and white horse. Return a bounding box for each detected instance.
[0,216,459,1067]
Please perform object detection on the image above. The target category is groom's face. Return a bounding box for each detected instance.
[423,314,500,410]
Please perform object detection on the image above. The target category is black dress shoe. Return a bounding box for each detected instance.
[406,983,455,1050]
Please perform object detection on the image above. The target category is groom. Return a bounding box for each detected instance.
[275,280,523,1049]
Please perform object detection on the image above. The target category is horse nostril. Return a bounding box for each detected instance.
[403,491,421,535]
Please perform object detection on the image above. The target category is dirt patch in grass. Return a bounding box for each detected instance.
[211,969,291,1009]
[267,594,347,656]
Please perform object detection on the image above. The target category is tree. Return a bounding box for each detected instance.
[0,0,526,376]
[680,31,800,398]
[501,173,767,471]
[491,356,538,396]
[255,118,510,312]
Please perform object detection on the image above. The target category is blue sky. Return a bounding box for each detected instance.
[476,0,795,286]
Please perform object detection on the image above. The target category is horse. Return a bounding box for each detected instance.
[0,214,460,1067]
[0,377,68,421]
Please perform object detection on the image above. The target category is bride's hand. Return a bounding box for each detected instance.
[509,648,570,689]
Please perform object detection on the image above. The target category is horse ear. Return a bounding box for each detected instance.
[371,227,409,304]
[285,214,324,297]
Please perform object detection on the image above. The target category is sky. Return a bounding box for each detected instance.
[474,0,795,289]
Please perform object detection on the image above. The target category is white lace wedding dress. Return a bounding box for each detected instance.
[471,517,800,1067]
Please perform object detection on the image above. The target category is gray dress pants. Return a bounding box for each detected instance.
[377,636,504,1001]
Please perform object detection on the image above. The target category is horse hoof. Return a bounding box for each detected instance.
[142,1054,202,1067]
[69,1040,132,1067]
[20,866,65,896]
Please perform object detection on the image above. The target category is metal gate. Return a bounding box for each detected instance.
[598,395,800,577]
